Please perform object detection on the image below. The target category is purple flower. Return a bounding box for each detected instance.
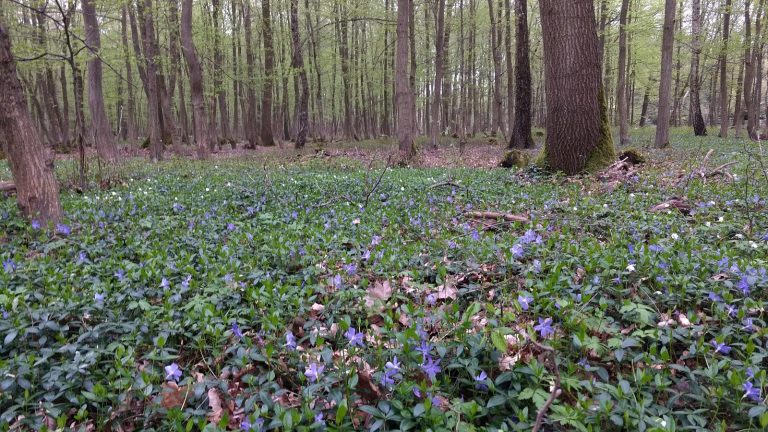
[743,318,755,332]
[386,356,401,372]
[747,367,756,379]
[708,292,723,302]
[578,357,589,368]
[362,249,371,261]
[160,278,170,289]
[726,304,738,317]
[2,259,16,273]
[333,274,342,288]
[415,340,432,359]
[743,381,761,402]
[448,240,457,249]
[344,263,357,276]
[511,243,524,259]
[421,355,441,381]
[532,259,542,273]
[227,223,236,231]
[305,362,324,382]
[710,339,732,355]
[371,235,382,246]
[471,230,480,241]
[345,327,365,347]
[412,386,422,398]
[737,277,751,296]
[94,293,105,303]
[224,273,234,283]
[77,251,87,265]
[56,223,71,235]
[426,293,437,305]
[534,317,555,338]
[314,413,325,426]
[241,418,264,431]
[648,244,663,253]
[181,275,191,290]
[518,295,533,311]
[475,371,489,391]
[232,322,244,339]
[285,331,297,350]
[1,309,8,319]
[164,363,182,382]
[31,219,41,230]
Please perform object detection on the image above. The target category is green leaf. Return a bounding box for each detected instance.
[491,329,507,353]
[4,330,18,346]
[336,399,348,426]
[412,403,425,417]
[486,395,507,409]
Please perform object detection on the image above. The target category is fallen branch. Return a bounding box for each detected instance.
[427,180,465,190]
[464,211,529,223]
[362,155,392,208]
[531,341,562,432]
[0,182,15,193]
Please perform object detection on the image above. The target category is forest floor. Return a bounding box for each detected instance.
[1,127,767,431]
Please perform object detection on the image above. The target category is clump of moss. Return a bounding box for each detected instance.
[584,87,616,173]
[500,150,531,168]
[617,148,646,164]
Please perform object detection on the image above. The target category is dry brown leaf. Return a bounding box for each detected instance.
[364,280,393,310]
[499,354,520,371]
[160,382,187,410]
[435,276,458,300]
[207,388,225,424]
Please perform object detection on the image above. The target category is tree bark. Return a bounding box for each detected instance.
[137,0,164,161]
[212,0,231,143]
[616,0,630,145]
[290,0,309,148]
[0,23,62,224]
[654,0,676,148]
[180,0,210,159]
[539,0,614,174]
[82,0,120,163]
[430,0,447,149]
[121,6,138,146]
[242,1,259,148]
[508,0,533,149]
[396,0,416,159]
[719,0,732,137]
[261,0,276,146]
[690,0,707,136]
[487,0,504,136]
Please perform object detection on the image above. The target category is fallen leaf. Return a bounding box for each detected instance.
[435,276,457,300]
[207,388,225,424]
[160,382,186,410]
[364,280,393,309]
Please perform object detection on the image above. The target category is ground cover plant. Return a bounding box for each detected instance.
[1,130,767,431]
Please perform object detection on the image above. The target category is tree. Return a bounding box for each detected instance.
[290,0,309,148]
[508,0,533,149]
[719,0,732,138]
[655,0,676,148]
[0,23,62,224]
[81,0,120,163]
[616,0,630,145]
[690,0,707,136]
[538,0,614,174]
[430,0,447,149]
[395,0,416,160]
[137,0,164,161]
[180,0,209,159]
[261,0,276,146]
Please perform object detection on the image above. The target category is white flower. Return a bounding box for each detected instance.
[671,233,679,240]
[626,264,636,272]
[718,216,724,222]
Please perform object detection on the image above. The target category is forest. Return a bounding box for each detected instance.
[0,0,767,430]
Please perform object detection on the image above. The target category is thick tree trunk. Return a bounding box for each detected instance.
[487,0,504,137]
[719,0,732,137]
[616,0,630,145]
[243,1,259,148]
[504,0,513,137]
[121,6,138,146]
[539,0,614,174]
[82,0,120,163]
[508,0,533,149]
[137,0,164,161]
[639,85,650,127]
[655,0,676,148]
[212,0,231,143]
[691,0,707,136]
[0,23,62,224]
[396,0,416,159]
[180,0,209,159]
[290,0,309,148]
[261,0,276,146]
[430,0,447,149]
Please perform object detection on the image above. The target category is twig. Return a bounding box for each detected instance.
[531,341,562,432]
[464,211,529,223]
[427,180,466,190]
[363,155,392,208]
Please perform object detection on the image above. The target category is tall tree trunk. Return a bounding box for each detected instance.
[242,1,259,148]
[121,6,138,146]
[745,0,761,140]
[487,0,504,136]
[655,0,676,148]
[162,1,183,151]
[60,65,70,144]
[719,0,732,137]
[396,0,416,159]
[616,0,630,145]
[261,0,276,146]
[504,0,514,138]
[639,85,650,127]
[734,53,745,136]
[137,0,164,161]
[180,0,210,159]
[691,0,707,136]
[539,0,614,174]
[670,0,683,128]
[430,0,447,149]
[337,0,358,140]
[82,0,120,163]
[508,0,533,149]
[212,0,231,143]
[0,23,62,223]
[290,0,309,148]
